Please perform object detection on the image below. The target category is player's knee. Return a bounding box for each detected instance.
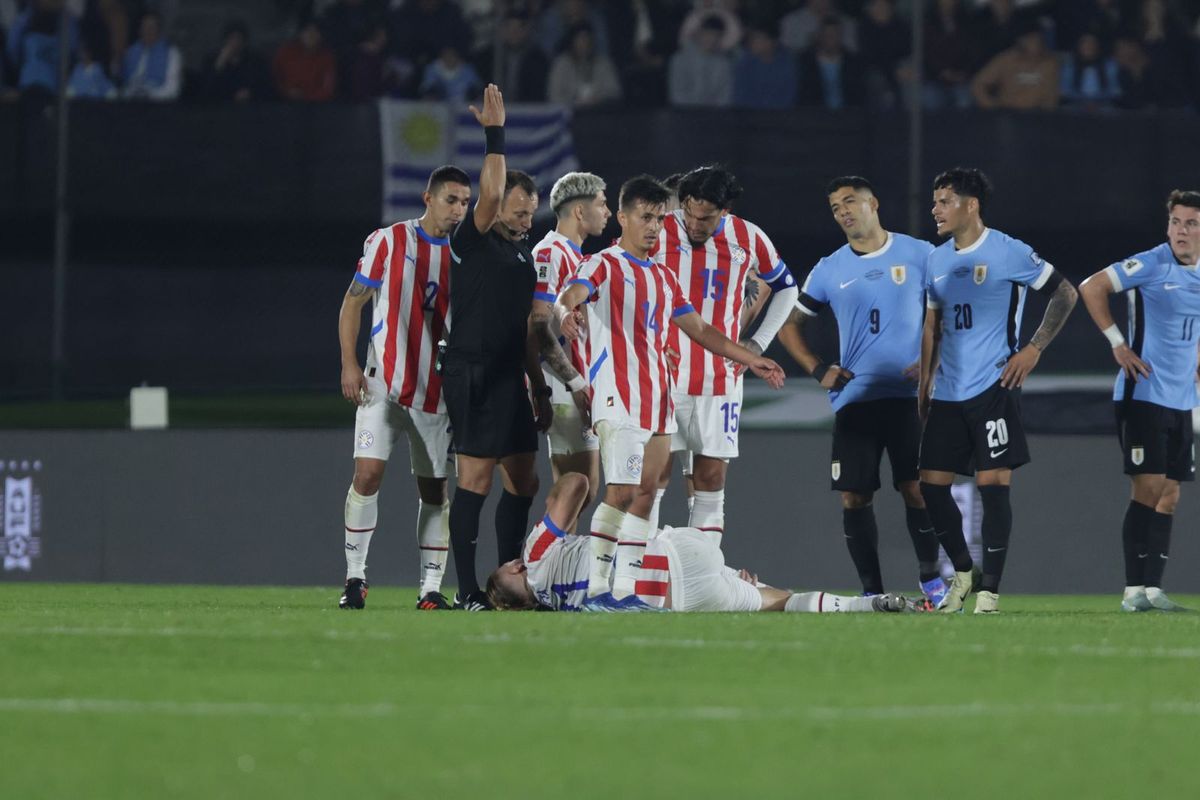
[897,482,924,507]
[352,461,385,495]
[1156,482,1180,514]
[840,491,873,509]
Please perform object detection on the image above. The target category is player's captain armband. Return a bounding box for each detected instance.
[1031,265,1064,294]
[765,266,797,293]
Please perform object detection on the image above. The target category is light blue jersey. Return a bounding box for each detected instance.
[798,232,934,411]
[925,228,1055,402]
[1106,243,1200,411]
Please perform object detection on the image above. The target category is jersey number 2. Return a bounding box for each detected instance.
[422,281,439,311]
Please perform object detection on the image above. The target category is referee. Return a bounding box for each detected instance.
[443,84,552,610]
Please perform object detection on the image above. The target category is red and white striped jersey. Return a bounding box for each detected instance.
[532,230,590,392]
[659,211,786,395]
[523,515,591,611]
[353,219,452,414]
[570,245,696,434]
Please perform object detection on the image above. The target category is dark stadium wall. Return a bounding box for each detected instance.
[1,430,1194,594]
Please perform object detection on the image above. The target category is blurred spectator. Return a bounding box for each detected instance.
[970,0,1038,68]
[80,0,129,79]
[475,11,548,102]
[797,16,865,109]
[1113,35,1151,109]
[667,13,732,107]
[419,44,480,101]
[1136,0,1193,108]
[547,22,621,107]
[197,20,270,103]
[318,0,384,98]
[1054,0,1124,52]
[67,37,116,98]
[1059,31,1120,110]
[121,11,181,100]
[731,20,796,109]
[390,0,471,73]
[6,0,80,99]
[602,0,684,107]
[273,19,336,102]
[538,0,610,59]
[923,0,976,109]
[677,1,742,53]
[347,23,407,100]
[858,0,910,109]
[971,23,1059,110]
[780,0,856,53]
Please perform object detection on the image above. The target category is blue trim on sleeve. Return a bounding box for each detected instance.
[766,270,796,293]
[759,261,786,282]
[589,348,608,382]
[568,277,595,291]
[353,273,382,288]
[672,303,696,318]
[413,226,450,246]
[543,514,568,539]
[370,321,383,336]
[533,291,556,302]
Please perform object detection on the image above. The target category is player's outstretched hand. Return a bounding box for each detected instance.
[902,361,920,383]
[559,308,585,340]
[1000,343,1041,389]
[665,346,681,373]
[820,365,854,391]
[341,363,369,405]
[468,83,505,128]
[1113,343,1152,382]
[571,388,592,429]
[737,568,758,585]
[749,357,786,389]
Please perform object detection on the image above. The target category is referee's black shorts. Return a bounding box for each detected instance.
[441,355,538,459]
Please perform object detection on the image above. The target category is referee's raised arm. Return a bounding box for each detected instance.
[469,84,506,234]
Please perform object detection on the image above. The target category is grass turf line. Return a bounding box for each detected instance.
[0,584,1197,799]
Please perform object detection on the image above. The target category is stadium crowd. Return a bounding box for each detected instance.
[5,0,1200,111]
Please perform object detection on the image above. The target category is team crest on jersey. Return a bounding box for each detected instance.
[626,455,643,476]
[1121,258,1143,276]
[1131,446,1144,466]
[831,460,841,481]
[357,430,374,450]
[729,246,748,267]
[973,265,988,285]
[891,265,906,285]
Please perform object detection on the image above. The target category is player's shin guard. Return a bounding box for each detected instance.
[978,485,1012,594]
[689,489,725,546]
[344,487,378,580]
[612,513,651,599]
[448,488,486,597]
[1121,500,1154,587]
[646,488,666,539]
[416,500,449,595]
[842,506,883,595]
[1144,509,1173,588]
[920,482,973,572]
[495,490,533,565]
[904,505,941,581]
[785,591,876,613]
[587,503,624,597]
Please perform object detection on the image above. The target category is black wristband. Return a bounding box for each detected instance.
[484,126,505,155]
[811,362,829,383]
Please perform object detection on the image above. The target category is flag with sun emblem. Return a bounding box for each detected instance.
[380,100,579,224]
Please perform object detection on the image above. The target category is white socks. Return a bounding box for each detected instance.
[784,591,876,613]
[612,513,651,599]
[344,487,378,580]
[417,500,449,595]
[646,488,666,539]
[587,503,624,597]
[689,489,725,546]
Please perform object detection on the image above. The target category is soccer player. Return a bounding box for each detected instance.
[441,84,552,611]
[777,176,948,606]
[1079,189,1200,613]
[484,473,914,613]
[529,171,612,515]
[656,165,799,538]
[336,164,470,611]
[554,175,786,608]
[920,167,1078,614]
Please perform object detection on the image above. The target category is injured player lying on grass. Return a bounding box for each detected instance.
[485,473,922,613]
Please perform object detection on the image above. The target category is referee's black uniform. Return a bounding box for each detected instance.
[442,214,539,459]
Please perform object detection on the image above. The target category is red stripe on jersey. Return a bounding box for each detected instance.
[642,554,670,571]
[710,228,735,394]
[380,226,408,391]
[609,255,633,419]
[685,242,708,395]
[664,223,684,380]
[397,236,431,407]
[527,529,558,562]
[631,262,653,431]
[366,231,388,283]
[422,250,449,413]
[634,580,669,597]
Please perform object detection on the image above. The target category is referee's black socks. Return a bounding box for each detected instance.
[496,490,534,565]
[842,506,883,595]
[977,485,1012,594]
[1145,507,1174,588]
[919,482,973,573]
[449,488,487,597]
[1121,500,1155,586]
[904,505,941,582]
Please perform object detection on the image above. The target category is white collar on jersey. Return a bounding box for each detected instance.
[954,227,991,254]
[851,231,894,259]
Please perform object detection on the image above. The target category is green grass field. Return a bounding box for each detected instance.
[2,585,1198,799]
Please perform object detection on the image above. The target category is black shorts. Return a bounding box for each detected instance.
[1116,400,1196,482]
[830,397,921,492]
[441,356,538,459]
[919,381,1030,476]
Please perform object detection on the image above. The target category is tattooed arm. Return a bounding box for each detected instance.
[339,278,375,405]
[1000,273,1078,389]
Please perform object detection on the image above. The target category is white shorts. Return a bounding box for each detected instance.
[547,399,599,457]
[670,382,742,460]
[596,418,653,485]
[656,527,762,612]
[353,375,452,479]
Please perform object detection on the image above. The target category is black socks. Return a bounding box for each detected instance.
[978,485,1012,594]
[495,490,534,565]
[920,482,973,573]
[842,505,883,595]
[904,504,941,582]
[449,488,487,597]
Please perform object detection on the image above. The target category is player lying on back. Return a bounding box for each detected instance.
[484,474,916,613]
